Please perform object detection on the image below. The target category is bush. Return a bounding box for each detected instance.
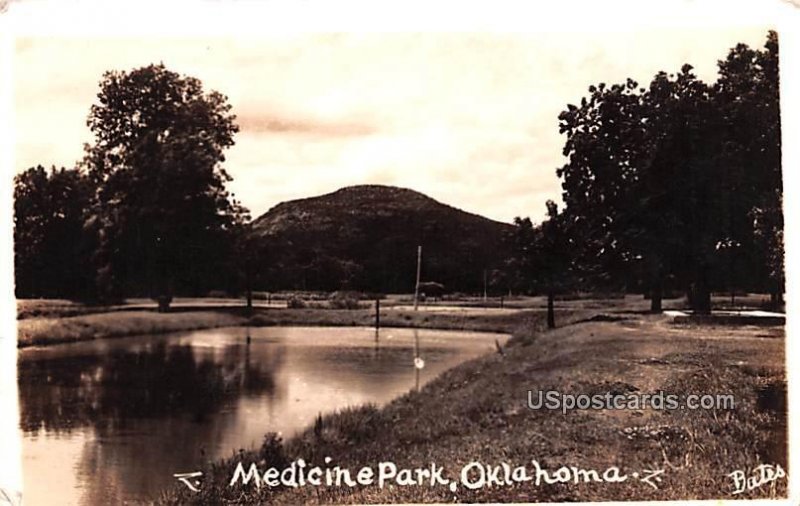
[328,292,366,310]
[259,433,288,468]
[287,296,307,309]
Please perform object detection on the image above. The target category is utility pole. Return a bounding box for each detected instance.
[413,245,422,311]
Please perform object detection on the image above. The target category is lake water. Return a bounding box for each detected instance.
[18,326,506,505]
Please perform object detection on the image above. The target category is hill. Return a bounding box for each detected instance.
[249,185,513,293]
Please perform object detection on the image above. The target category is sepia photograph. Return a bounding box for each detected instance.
[3,1,796,505]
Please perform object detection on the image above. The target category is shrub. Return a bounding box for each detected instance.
[259,433,288,468]
[287,296,307,309]
[328,292,366,310]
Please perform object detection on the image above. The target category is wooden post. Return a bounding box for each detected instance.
[413,245,422,311]
[500,295,504,309]
[483,269,487,303]
[547,290,555,329]
[375,298,381,329]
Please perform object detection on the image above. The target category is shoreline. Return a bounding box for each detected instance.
[17,306,589,349]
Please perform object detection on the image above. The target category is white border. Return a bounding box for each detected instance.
[1,1,798,505]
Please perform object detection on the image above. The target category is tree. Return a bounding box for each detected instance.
[751,192,784,309]
[14,166,95,299]
[555,32,782,314]
[84,64,247,308]
[231,222,259,311]
[639,65,719,313]
[556,78,659,309]
[537,201,575,328]
[487,268,510,296]
[714,31,782,307]
[508,201,575,329]
[506,216,537,294]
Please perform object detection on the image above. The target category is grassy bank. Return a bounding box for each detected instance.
[158,315,786,503]
[17,303,589,348]
[248,307,588,336]
[17,311,248,347]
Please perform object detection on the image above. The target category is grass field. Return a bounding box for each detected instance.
[155,311,785,504]
[16,295,597,348]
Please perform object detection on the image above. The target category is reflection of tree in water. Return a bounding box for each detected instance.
[19,341,283,433]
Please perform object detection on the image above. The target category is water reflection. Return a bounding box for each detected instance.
[20,339,279,433]
[19,326,505,505]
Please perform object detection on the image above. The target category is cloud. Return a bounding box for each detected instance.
[236,112,378,137]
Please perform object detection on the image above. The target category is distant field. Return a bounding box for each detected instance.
[16,293,779,348]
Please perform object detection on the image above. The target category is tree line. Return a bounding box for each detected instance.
[504,31,783,319]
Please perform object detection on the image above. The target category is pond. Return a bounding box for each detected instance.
[18,326,507,505]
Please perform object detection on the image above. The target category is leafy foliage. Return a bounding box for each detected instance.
[551,32,782,312]
[83,64,248,301]
[14,166,96,299]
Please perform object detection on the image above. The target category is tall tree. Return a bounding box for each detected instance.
[558,67,723,313]
[557,78,657,308]
[639,65,718,313]
[556,32,782,313]
[714,31,782,307]
[84,64,247,308]
[14,166,95,299]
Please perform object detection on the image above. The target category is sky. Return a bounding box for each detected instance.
[13,29,773,223]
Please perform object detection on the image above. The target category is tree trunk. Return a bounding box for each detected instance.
[244,260,253,312]
[157,294,172,313]
[689,268,711,314]
[650,288,662,313]
[547,290,555,329]
[770,282,784,311]
[650,273,663,314]
[646,258,663,313]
